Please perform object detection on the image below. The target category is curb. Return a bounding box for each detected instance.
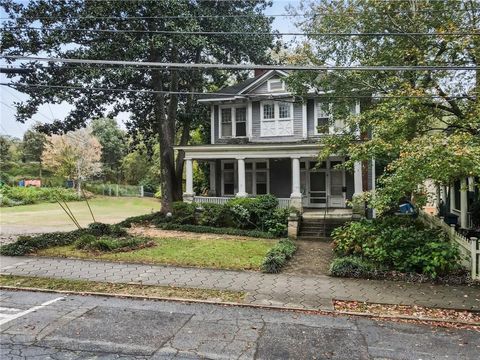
[1,285,479,327]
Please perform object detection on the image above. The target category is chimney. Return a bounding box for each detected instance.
[254,69,268,78]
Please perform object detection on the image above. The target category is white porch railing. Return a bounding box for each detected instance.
[193,196,231,205]
[193,196,291,209]
[419,210,479,280]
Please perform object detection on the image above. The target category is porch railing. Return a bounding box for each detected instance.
[419,210,479,280]
[193,196,291,209]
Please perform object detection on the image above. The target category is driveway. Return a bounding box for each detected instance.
[0,289,478,359]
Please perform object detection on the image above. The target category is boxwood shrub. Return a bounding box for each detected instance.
[261,238,297,273]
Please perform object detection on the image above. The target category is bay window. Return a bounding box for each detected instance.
[219,105,248,138]
[260,101,294,137]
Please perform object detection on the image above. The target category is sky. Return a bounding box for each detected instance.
[0,0,300,139]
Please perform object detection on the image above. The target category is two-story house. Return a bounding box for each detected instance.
[175,70,372,213]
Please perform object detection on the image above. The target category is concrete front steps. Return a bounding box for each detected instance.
[297,209,353,241]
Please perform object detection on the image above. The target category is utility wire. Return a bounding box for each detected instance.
[3,56,479,71]
[1,83,475,100]
[4,26,478,37]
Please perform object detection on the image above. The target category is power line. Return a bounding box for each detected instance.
[3,55,479,71]
[4,26,478,37]
[2,82,475,100]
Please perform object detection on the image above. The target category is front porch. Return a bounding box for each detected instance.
[175,143,365,212]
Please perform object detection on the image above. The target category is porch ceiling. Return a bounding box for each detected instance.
[174,143,323,160]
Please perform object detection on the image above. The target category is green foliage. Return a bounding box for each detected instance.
[329,256,376,278]
[261,238,297,273]
[156,223,276,239]
[226,195,280,231]
[198,203,230,227]
[1,222,129,256]
[117,212,163,228]
[331,217,461,278]
[0,186,79,207]
[75,235,151,253]
[287,1,480,214]
[171,201,197,225]
[264,207,291,237]
[0,229,89,256]
[87,222,127,237]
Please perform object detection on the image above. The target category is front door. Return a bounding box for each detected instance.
[306,159,346,208]
[308,170,327,207]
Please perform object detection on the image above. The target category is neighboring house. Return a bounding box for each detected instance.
[174,70,374,213]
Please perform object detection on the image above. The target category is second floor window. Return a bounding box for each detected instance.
[220,106,247,138]
[260,101,294,137]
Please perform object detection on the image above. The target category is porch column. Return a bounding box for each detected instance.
[460,178,468,228]
[236,157,248,197]
[354,161,363,195]
[449,185,455,213]
[290,157,303,212]
[208,161,216,196]
[183,158,195,203]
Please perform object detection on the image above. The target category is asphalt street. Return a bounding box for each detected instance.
[0,290,478,359]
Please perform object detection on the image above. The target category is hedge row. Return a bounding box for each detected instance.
[156,223,276,239]
[261,238,297,273]
[0,222,128,256]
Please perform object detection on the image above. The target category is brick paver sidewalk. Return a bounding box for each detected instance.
[1,256,479,311]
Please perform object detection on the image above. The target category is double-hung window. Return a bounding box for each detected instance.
[219,106,247,138]
[222,162,235,196]
[314,101,331,135]
[245,161,269,195]
[260,101,294,137]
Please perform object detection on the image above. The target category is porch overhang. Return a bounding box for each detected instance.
[174,143,323,160]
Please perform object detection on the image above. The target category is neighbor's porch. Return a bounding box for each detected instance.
[175,144,365,212]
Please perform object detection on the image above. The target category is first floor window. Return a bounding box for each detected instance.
[245,161,268,195]
[223,162,235,195]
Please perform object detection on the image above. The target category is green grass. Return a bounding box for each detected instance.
[37,236,276,270]
[0,275,245,302]
[0,196,159,233]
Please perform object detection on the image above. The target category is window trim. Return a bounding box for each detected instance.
[220,160,237,196]
[218,104,248,139]
[267,78,285,92]
[260,101,294,137]
[245,160,270,195]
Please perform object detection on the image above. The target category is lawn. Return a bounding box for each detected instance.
[0,196,159,235]
[36,236,276,271]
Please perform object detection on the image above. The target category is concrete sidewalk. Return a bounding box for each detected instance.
[1,256,479,311]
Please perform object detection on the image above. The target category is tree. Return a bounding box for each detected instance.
[2,0,276,212]
[287,0,480,213]
[91,118,126,182]
[42,128,102,194]
[21,125,46,177]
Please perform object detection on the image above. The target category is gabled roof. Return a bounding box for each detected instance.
[198,70,289,103]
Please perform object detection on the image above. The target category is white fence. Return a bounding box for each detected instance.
[84,183,146,197]
[419,211,479,280]
[193,196,291,209]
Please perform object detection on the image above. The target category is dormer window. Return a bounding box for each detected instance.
[219,105,247,138]
[267,78,285,92]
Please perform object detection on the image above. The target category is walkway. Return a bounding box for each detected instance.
[1,256,479,311]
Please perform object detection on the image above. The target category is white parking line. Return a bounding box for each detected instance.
[0,307,21,312]
[0,297,63,326]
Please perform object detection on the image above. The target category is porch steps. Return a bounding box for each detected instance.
[297,215,352,241]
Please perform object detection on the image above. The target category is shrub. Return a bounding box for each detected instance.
[331,216,461,278]
[117,212,163,228]
[329,256,376,278]
[75,235,152,252]
[156,223,276,238]
[198,203,229,227]
[87,222,127,237]
[171,202,197,225]
[0,186,80,207]
[261,238,297,273]
[264,207,291,237]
